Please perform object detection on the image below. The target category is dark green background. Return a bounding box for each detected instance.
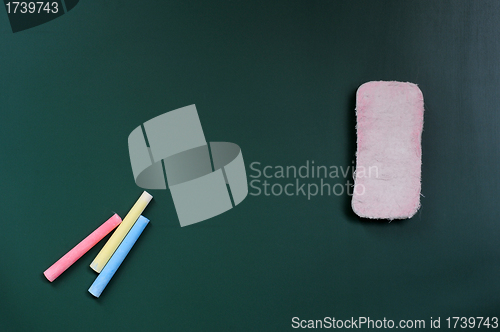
[1,1,499,331]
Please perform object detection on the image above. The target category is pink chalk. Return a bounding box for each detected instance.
[352,81,424,220]
[43,214,122,282]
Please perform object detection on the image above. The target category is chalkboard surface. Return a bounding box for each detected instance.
[1,1,499,331]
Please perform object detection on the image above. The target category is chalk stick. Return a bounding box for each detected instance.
[90,191,152,272]
[352,81,424,219]
[43,214,122,282]
[88,215,150,298]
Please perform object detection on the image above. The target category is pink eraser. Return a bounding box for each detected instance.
[43,214,122,282]
[352,81,424,220]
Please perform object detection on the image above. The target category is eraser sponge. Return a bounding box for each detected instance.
[352,81,424,220]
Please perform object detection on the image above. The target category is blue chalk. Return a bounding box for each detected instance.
[88,215,150,298]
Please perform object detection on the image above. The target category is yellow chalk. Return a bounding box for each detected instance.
[90,191,153,273]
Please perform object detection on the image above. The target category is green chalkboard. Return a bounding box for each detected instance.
[1,1,499,331]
